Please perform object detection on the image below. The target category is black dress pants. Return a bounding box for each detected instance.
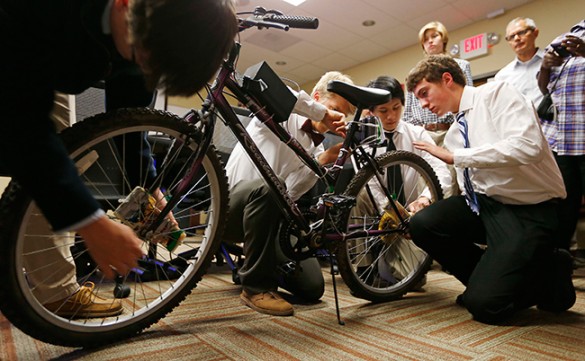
[410,194,558,324]
[553,154,585,250]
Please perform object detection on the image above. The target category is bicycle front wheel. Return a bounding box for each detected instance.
[0,108,229,347]
[337,150,441,302]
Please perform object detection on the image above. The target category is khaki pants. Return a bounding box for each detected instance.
[22,94,79,304]
[23,204,78,303]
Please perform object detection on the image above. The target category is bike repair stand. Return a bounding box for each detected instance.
[320,194,356,326]
[328,252,345,325]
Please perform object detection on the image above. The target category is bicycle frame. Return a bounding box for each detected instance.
[174,42,404,249]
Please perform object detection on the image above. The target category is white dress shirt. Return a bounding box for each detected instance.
[360,121,452,212]
[225,89,331,201]
[225,112,324,201]
[445,82,566,205]
[494,48,545,106]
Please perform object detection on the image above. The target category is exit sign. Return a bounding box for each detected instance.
[460,33,488,60]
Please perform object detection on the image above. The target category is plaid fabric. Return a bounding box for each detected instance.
[541,50,585,156]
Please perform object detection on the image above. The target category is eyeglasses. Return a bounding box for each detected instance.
[505,28,533,42]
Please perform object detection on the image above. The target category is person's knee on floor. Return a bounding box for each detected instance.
[277,260,325,303]
[461,290,517,325]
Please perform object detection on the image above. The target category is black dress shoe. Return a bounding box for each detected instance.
[538,248,576,313]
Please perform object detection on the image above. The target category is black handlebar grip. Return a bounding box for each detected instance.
[266,15,319,29]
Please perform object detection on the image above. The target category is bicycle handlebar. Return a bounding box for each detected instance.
[239,7,319,31]
[264,14,319,29]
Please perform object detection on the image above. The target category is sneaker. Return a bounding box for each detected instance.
[538,249,576,313]
[240,290,294,316]
[43,282,123,318]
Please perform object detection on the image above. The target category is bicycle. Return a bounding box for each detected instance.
[0,7,442,347]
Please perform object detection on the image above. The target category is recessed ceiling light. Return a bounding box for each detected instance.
[283,0,307,6]
[362,19,376,27]
[276,61,287,66]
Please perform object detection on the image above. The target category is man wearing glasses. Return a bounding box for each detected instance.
[494,17,544,107]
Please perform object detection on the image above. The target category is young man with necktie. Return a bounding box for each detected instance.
[349,75,452,290]
[406,55,575,324]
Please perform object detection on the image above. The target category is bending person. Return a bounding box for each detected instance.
[1,0,238,315]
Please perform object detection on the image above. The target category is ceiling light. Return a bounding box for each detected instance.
[486,8,505,19]
[282,0,307,6]
[362,20,376,27]
[275,61,287,66]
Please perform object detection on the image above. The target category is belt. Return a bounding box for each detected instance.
[424,123,451,131]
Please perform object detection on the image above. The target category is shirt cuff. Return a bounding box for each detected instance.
[292,90,327,121]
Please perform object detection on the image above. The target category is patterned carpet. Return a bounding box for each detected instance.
[1,262,584,361]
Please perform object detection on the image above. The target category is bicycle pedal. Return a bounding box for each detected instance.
[131,258,181,281]
[277,261,297,276]
[321,194,356,209]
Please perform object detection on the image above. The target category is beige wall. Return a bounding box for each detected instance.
[169,0,583,107]
[302,0,584,91]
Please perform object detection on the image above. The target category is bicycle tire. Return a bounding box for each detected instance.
[337,150,441,302]
[0,108,229,347]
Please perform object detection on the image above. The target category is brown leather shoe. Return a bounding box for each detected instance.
[240,290,294,316]
[43,282,123,318]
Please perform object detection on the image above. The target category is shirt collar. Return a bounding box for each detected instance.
[384,121,405,136]
[458,85,476,116]
[513,48,545,66]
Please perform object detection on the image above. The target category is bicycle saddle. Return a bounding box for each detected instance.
[327,80,391,108]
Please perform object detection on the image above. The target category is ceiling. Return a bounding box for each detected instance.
[234,0,534,86]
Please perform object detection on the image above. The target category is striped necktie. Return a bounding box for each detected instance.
[455,112,480,215]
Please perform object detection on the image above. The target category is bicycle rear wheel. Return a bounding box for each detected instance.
[0,108,229,347]
[337,150,441,302]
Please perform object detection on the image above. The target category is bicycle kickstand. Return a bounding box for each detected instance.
[328,252,345,325]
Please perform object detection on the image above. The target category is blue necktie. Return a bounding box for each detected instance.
[456,112,480,215]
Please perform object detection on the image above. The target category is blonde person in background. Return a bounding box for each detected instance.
[404,21,473,148]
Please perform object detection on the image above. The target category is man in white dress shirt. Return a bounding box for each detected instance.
[494,17,545,106]
[406,55,575,324]
[224,72,355,316]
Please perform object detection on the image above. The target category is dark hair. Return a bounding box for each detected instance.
[406,54,466,92]
[366,75,404,109]
[128,0,238,96]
